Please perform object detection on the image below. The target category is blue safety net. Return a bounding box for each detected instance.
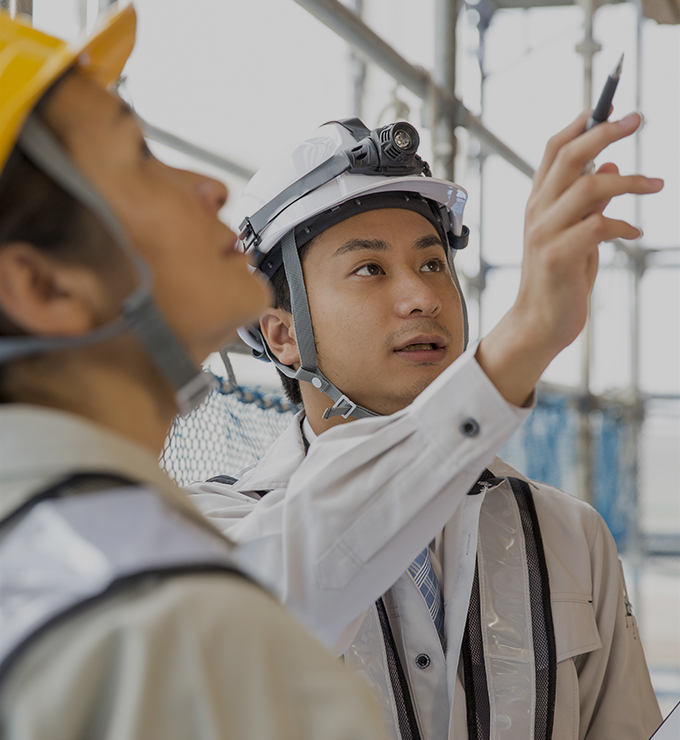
[499,393,637,549]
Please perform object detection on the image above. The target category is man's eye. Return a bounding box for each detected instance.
[422,258,445,273]
[355,263,384,276]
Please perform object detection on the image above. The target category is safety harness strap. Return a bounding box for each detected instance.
[376,597,423,740]
[509,477,557,740]
[462,476,557,740]
[0,474,247,685]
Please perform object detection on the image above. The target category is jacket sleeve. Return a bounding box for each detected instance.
[0,574,387,740]
[190,346,531,653]
[577,511,661,740]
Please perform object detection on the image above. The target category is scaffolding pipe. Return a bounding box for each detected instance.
[476,16,490,345]
[292,0,535,179]
[575,0,601,110]
[574,0,602,504]
[432,0,460,180]
[349,0,366,119]
[0,0,32,17]
[628,0,646,616]
[99,0,117,14]
[142,120,256,181]
[78,0,88,33]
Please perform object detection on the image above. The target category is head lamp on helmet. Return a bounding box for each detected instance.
[232,118,470,421]
[0,5,213,415]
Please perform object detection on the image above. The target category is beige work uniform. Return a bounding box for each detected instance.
[190,394,661,739]
[0,404,387,740]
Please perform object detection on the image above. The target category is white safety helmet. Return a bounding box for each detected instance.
[233,118,469,420]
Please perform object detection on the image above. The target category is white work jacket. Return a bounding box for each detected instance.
[0,404,387,740]
[189,349,661,740]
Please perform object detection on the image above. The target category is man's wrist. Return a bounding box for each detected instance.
[476,318,552,408]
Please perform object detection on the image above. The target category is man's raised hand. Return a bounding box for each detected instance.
[476,110,663,407]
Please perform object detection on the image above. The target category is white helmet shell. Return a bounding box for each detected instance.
[232,121,468,255]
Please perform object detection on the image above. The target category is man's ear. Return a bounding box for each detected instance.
[259,307,300,368]
[0,243,103,335]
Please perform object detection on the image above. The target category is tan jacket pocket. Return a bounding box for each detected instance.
[551,593,602,663]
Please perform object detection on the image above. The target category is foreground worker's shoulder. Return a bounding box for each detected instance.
[529,478,612,551]
[0,572,385,740]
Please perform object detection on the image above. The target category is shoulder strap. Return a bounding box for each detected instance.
[507,477,557,740]
[376,597,423,740]
[0,476,249,686]
[0,472,135,534]
[462,476,557,740]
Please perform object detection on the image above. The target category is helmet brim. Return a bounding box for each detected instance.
[241,173,467,257]
[0,4,136,174]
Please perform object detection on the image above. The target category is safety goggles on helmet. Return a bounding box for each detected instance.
[232,118,470,421]
[0,5,213,415]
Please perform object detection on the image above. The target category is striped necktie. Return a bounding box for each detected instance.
[408,546,446,651]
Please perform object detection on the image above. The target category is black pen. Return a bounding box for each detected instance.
[584,54,624,173]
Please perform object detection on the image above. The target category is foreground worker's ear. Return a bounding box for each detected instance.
[0,243,105,335]
[259,308,300,368]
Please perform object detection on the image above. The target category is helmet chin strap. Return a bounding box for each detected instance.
[278,231,377,421]
[445,249,469,351]
[5,115,214,416]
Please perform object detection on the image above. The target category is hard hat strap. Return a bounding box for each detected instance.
[446,249,469,350]
[280,230,317,375]
[7,115,213,415]
[279,229,377,421]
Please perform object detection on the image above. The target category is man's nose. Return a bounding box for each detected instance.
[393,271,441,318]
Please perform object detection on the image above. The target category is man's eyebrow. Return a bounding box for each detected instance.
[332,238,389,258]
[332,233,445,258]
[413,233,445,251]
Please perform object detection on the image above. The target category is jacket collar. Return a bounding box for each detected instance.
[233,410,308,493]
[487,457,539,491]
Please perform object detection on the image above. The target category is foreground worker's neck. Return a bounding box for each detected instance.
[5,346,177,455]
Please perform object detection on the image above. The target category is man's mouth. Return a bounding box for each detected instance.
[400,343,439,352]
[392,335,447,361]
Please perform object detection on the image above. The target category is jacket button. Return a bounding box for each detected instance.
[415,653,431,669]
[460,418,480,437]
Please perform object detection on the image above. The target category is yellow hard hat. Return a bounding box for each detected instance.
[0,3,136,175]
